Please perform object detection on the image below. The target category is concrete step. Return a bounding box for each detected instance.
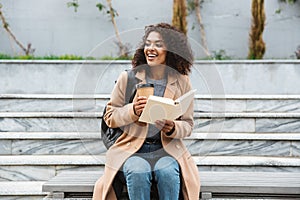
[1,111,300,118]
[1,94,300,113]
[1,131,300,140]
[0,155,299,168]
[0,132,100,140]
[188,132,300,158]
[1,132,299,156]
[0,115,99,132]
[42,171,300,199]
[1,112,300,133]
[1,139,297,156]
[0,181,46,196]
[0,155,300,182]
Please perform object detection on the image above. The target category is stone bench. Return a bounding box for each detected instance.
[42,171,300,199]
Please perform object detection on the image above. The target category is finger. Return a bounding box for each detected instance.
[134,102,145,116]
[154,120,164,129]
[136,100,147,107]
[157,120,167,126]
[163,119,173,126]
[137,96,148,101]
[157,120,168,128]
[162,127,171,133]
[162,120,174,131]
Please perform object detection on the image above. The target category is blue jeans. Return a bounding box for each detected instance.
[122,145,181,200]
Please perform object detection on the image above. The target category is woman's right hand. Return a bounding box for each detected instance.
[133,96,148,116]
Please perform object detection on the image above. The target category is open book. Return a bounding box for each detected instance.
[139,89,196,124]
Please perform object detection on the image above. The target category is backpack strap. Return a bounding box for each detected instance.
[125,69,138,104]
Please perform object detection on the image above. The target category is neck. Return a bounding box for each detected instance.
[149,65,166,80]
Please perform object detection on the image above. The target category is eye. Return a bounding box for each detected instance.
[155,43,163,48]
[145,42,151,47]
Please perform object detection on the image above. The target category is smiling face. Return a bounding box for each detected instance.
[144,31,167,67]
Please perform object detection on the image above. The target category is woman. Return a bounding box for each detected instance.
[93,23,200,200]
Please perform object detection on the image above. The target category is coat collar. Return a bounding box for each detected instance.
[135,69,178,99]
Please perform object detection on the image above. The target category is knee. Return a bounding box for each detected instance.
[123,156,151,174]
[154,156,180,179]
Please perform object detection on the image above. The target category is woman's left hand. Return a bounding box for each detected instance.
[155,119,175,134]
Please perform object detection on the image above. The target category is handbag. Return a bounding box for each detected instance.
[101,70,137,149]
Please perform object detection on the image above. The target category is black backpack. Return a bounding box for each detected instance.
[101,70,138,149]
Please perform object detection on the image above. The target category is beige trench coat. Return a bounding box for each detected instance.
[93,69,200,200]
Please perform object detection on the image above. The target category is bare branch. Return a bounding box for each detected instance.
[106,0,127,57]
[0,4,34,55]
[194,0,210,57]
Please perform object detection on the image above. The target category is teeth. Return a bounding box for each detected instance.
[148,54,157,57]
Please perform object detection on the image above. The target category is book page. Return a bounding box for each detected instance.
[175,89,197,115]
[138,89,196,124]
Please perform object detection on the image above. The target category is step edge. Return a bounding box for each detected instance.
[0,155,299,166]
[1,112,300,118]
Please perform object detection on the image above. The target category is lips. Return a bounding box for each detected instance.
[147,53,158,61]
[148,53,157,57]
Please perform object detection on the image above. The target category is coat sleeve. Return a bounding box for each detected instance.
[104,71,139,128]
[164,75,194,139]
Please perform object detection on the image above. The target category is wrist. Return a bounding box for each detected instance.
[166,125,175,136]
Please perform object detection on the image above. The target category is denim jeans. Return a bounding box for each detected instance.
[122,143,181,200]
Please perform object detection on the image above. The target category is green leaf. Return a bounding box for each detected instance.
[67,0,79,12]
[96,3,105,11]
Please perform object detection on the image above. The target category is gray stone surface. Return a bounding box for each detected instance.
[0,62,300,199]
[0,99,107,112]
[198,166,300,172]
[0,118,100,132]
[0,155,105,166]
[0,132,100,140]
[11,139,105,155]
[0,140,11,154]
[4,138,295,157]
[0,61,128,94]
[3,97,300,113]
[247,99,300,113]
[194,118,255,133]
[188,132,300,140]
[256,118,300,133]
[195,99,247,113]
[191,61,300,95]
[193,156,300,167]
[0,181,46,195]
[0,166,55,181]
[0,197,44,200]
[1,155,299,168]
[1,61,300,95]
[185,140,291,157]
[55,166,104,174]
[291,141,300,157]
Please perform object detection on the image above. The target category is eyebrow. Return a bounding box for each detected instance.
[145,39,163,43]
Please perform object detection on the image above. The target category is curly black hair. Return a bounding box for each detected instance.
[132,23,194,75]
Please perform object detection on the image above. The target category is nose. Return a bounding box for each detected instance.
[147,43,155,50]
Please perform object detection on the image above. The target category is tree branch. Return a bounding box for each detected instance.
[194,0,210,57]
[0,4,34,55]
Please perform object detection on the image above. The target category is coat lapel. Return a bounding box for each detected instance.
[164,72,178,99]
